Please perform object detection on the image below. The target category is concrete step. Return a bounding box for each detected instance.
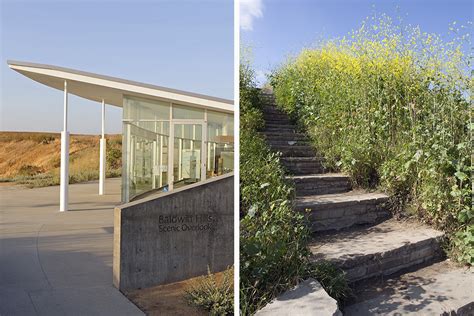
[280,156,326,175]
[262,114,291,121]
[295,190,389,232]
[263,126,297,133]
[256,278,342,316]
[270,145,316,157]
[308,219,444,283]
[262,107,284,115]
[287,173,351,196]
[266,139,311,147]
[264,119,293,126]
[265,123,298,129]
[262,132,309,141]
[344,260,474,315]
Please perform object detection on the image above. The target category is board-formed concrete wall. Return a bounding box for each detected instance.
[113,173,234,291]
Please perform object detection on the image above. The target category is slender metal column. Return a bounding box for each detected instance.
[59,81,69,212]
[99,99,106,195]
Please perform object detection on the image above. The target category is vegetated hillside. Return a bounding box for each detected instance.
[0,131,122,187]
[271,17,472,264]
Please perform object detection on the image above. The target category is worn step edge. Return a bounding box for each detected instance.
[295,191,390,232]
[309,221,445,283]
[255,278,342,316]
[287,173,352,196]
[295,191,388,209]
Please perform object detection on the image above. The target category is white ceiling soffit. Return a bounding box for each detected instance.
[7,60,234,113]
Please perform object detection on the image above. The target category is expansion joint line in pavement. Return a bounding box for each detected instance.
[36,223,53,290]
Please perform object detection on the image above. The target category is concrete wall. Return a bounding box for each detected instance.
[113,173,234,291]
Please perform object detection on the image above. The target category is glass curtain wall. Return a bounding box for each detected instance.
[122,95,234,202]
[206,111,234,178]
[122,96,170,202]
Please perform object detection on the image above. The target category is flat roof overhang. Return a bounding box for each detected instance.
[7,60,234,113]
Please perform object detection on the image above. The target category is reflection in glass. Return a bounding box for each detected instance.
[173,124,202,189]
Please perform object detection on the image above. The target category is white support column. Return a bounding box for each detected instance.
[59,81,69,212]
[99,99,106,195]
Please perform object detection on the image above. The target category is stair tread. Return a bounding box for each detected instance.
[296,190,388,206]
[309,218,443,264]
[345,260,474,316]
[281,156,323,161]
[286,173,349,180]
[270,144,313,149]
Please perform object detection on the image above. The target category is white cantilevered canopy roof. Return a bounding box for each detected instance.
[8,60,234,212]
[7,60,234,112]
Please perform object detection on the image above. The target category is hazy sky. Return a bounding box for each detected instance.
[241,0,473,85]
[1,0,234,134]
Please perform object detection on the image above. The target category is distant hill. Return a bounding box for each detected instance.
[0,131,122,187]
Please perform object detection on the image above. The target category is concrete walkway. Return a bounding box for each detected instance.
[0,179,144,316]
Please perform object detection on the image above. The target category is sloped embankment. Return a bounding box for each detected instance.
[0,131,121,187]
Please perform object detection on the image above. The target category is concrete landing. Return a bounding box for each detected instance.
[345,260,474,315]
[0,179,143,316]
[255,278,342,316]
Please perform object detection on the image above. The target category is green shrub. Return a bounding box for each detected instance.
[271,15,472,264]
[305,261,351,303]
[184,267,234,315]
[107,145,122,170]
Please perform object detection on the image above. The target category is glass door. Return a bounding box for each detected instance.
[170,122,205,190]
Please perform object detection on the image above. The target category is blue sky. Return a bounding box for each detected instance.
[1,0,233,134]
[241,0,473,85]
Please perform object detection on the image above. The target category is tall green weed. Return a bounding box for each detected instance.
[271,15,473,264]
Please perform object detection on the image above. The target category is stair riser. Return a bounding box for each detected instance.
[292,179,351,196]
[263,134,308,141]
[267,141,310,146]
[265,121,296,129]
[297,199,389,232]
[263,127,298,132]
[281,162,325,175]
[271,147,316,157]
[263,117,295,126]
[263,109,285,115]
[333,238,444,283]
[262,113,289,119]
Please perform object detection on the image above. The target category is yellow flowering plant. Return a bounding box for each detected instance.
[271,14,473,265]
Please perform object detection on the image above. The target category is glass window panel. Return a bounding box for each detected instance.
[172,104,204,119]
[173,123,202,189]
[124,96,170,122]
[206,142,234,178]
[207,110,234,142]
[205,111,234,179]
[122,122,169,202]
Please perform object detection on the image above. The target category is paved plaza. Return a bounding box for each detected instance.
[0,179,143,315]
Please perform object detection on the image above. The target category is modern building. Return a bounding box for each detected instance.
[8,60,234,209]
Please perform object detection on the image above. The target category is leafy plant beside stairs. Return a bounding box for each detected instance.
[270,15,473,265]
[239,50,350,315]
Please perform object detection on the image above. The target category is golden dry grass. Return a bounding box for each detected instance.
[0,131,121,187]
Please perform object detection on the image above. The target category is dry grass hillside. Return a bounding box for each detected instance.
[0,132,122,187]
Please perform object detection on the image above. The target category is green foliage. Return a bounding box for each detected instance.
[240,47,264,132]
[305,261,351,303]
[184,267,234,316]
[107,146,122,170]
[271,15,473,264]
[239,49,350,314]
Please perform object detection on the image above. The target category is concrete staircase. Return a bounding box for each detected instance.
[258,92,474,315]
